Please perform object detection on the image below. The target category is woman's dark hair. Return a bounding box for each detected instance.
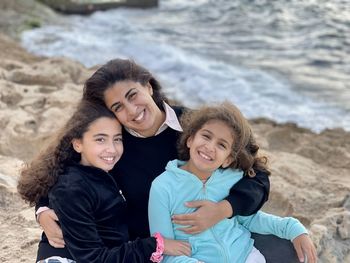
[83,58,168,110]
[178,101,270,177]
[17,100,117,206]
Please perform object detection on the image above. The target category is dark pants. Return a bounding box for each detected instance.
[251,233,300,263]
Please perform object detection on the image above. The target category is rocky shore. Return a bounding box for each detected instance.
[0,1,349,262]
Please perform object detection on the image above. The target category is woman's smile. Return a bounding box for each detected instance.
[132,109,146,123]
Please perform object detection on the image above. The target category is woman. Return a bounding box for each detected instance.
[37,59,296,262]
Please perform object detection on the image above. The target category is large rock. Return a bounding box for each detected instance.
[39,0,158,15]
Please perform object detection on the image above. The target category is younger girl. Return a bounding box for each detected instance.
[17,101,190,263]
[148,102,317,263]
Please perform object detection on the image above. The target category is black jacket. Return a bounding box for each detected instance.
[37,163,156,262]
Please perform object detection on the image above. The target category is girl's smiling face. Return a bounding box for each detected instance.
[72,117,123,172]
[184,120,234,180]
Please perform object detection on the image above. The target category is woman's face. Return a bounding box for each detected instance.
[104,80,164,137]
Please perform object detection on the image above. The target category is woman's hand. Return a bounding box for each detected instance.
[163,238,191,256]
[292,234,317,263]
[38,209,65,248]
[171,200,232,234]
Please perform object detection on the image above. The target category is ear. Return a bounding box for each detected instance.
[146,82,153,96]
[72,138,82,153]
[186,136,193,149]
[222,155,234,168]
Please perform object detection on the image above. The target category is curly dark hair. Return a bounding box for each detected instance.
[83,58,168,110]
[177,102,270,177]
[17,100,117,206]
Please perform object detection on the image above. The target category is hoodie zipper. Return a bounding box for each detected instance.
[202,181,229,263]
[119,189,126,201]
[106,172,126,202]
[202,182,206,195]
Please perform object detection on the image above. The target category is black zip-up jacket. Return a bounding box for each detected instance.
[36,163,156,262]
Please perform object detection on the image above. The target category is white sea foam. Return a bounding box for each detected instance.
[21,2,350,133]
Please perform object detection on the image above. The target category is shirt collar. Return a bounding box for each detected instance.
[125,102,183,138]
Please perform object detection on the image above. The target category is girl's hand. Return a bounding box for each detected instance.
[163,238,191,256]
[172,200,232,234]
[38,209,65,248]
[292,234,317,263]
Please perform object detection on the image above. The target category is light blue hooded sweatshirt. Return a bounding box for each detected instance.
[148,160,307,263]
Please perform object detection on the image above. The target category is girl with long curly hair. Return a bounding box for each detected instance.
[18,101,190,263]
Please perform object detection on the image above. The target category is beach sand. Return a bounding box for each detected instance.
[0,1,349,262]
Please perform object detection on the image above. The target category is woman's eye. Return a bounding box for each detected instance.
[129,92,137,100]
[114,105,122,112]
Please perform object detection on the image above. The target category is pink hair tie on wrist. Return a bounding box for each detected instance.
[150,232,164,262]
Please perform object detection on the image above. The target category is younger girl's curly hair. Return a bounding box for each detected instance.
[17,100,117,206]
[177,101,270,177]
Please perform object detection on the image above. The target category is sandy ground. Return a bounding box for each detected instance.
[0,1,349,262]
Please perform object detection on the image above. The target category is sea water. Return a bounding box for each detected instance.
[21,0,350,132]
